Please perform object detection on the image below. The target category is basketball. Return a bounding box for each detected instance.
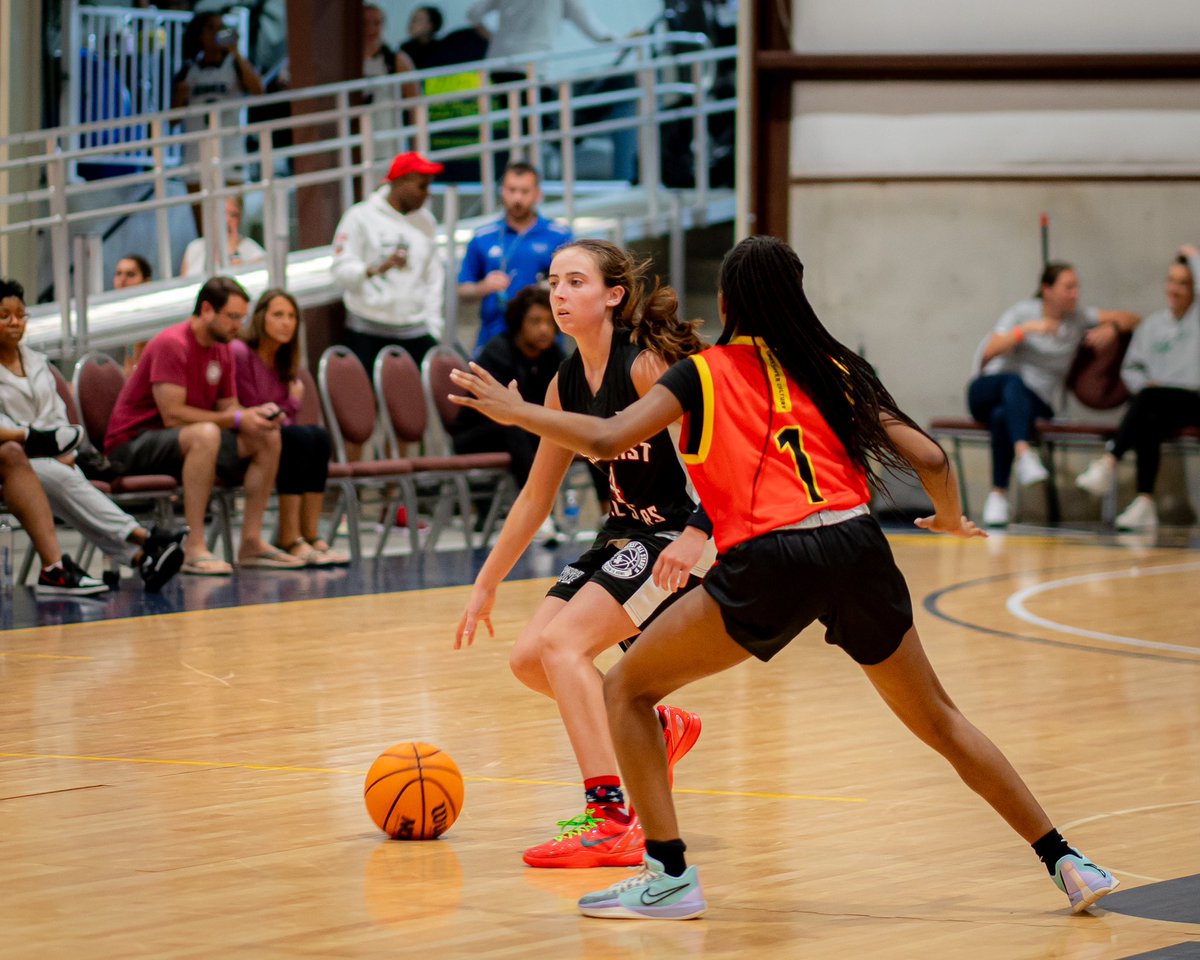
[364,742,464,840]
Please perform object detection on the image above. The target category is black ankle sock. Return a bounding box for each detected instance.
[646,838,687,877]
[1032,829,1079,876]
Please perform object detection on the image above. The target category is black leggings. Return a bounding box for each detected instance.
[277,424,332,495]
[1110,387,1200,493]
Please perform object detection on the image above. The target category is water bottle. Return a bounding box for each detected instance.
[562,489,581,543]
[0,514,14,599]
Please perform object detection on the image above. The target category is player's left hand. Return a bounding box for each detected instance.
[448,363,525,426]
[914,513,988,539]
[652,527,707,591]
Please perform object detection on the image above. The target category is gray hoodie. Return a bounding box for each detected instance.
[1120,253,1200,394]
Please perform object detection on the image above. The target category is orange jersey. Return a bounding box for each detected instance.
[663,338,870,553]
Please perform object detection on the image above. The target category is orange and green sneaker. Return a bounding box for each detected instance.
[523,809,645,869]
[657,704,702,787]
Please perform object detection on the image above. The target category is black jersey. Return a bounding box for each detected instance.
[556,329,698,534]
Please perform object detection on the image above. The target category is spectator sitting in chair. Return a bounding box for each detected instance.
[0,279,184,593]
[232,288,350,566]
[104,276,304,574]
[113,254,153,289]
[0,433,108,597]
[451,284,564,489]
[181,196,266,277]
[113,253,154,375]
[967,262,1140,527]
[1075,245,1200,530]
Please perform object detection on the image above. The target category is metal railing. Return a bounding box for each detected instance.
[65,4,252,175]
[1,33,736,358]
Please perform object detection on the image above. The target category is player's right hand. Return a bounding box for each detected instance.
[455,586,496,649]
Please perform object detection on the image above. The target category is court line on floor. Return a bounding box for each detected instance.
[922,562,1200,666]
[0,651,94,661]
[0,752,865,804]
[1007,561,1200,656]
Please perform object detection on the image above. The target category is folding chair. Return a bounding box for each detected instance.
[61,353,186,573]
[316,346,416,558]
[377,345,514,552]
[293,366,366,563]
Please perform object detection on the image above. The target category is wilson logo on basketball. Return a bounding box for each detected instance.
[431,802,450,837]
[394,816,417,840]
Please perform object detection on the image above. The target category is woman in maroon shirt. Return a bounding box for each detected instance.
[234,289,348,565]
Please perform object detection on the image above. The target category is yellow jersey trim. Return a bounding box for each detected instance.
[682,354,716,464]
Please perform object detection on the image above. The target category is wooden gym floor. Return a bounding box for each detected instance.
[2,526,1199,959]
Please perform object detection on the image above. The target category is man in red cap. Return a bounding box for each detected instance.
[332,151,447,371]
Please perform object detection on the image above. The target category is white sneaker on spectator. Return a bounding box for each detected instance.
[1075,457,1114,497]
[982,491,1009,527]
[1116,496,1157,531]
[1015,450,1049,487]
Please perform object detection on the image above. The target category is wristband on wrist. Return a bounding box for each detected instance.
[233,410,242,431]
[1011,326,1026,344]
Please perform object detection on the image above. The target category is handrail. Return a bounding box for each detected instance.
[1,32,714,150]
[5,35,737,360]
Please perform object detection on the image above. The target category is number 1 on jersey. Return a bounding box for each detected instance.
[774,425,826,504]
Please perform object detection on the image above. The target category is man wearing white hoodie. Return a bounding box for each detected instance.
[332,152,446,372]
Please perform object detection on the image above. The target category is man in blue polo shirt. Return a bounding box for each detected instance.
[458,161,572,352]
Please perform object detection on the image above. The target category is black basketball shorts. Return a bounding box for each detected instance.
[702,514,914,666]
[546,527,717,629]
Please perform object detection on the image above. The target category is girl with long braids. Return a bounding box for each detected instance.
[454,239,712,869]
[449,235,1118,919]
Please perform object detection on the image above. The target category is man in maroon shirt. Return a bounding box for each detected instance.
[105,277,303,574]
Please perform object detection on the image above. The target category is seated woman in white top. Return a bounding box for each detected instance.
[180,195,266,277]
[966,262,1139,527]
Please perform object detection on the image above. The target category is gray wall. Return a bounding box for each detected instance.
[768,0,1200,516]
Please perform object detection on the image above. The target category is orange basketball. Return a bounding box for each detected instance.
[364,742,464,840]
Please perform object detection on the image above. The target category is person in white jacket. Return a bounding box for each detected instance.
[1075,245,1200,529]
[0,278,185,592]
[331,152,446,373]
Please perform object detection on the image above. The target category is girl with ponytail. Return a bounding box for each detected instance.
[450,234,1118,920]
[453,239,713,870]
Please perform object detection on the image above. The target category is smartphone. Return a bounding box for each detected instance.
[215,27,237,49]
[265,408,284,421]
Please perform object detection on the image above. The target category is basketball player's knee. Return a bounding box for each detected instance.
[601,662,651,712]
[914,705,965,756]
[508,638,543,686]
[535,623,583,667]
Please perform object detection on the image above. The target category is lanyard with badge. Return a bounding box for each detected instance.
[496,226,529,308]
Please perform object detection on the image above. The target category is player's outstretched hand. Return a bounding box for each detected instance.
[448,363,525,426]
[455,585,496,649]
[914,513,988,539]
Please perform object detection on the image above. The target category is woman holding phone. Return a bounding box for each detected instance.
[234,289,349,566]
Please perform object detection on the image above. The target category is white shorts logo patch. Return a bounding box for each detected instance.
[602,541,649,580]
[557,565,586,584]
